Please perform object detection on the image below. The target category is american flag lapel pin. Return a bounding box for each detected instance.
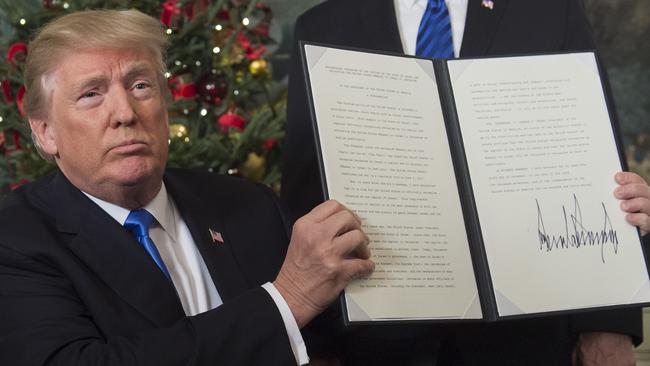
[481,0,494,10]
[209,228,224,244]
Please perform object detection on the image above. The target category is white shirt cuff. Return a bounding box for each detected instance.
[262,282,310,365]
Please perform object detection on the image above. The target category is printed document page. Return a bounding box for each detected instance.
[304,45,481,320]
[448,53,650,316]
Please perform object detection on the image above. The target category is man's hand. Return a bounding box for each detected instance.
[274,200,374,328]
[615,172,650,236]
[572,332,635,366]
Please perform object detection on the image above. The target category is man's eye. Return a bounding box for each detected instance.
[81,91,99,99]
[133,82,151,90]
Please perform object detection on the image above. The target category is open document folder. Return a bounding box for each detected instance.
[301,43,650,325]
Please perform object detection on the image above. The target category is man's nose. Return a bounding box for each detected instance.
[109,87,137,128]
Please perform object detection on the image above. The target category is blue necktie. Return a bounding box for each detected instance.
[124,209,171,280]
[416,0,454,58]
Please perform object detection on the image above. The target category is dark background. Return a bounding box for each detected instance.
[268,0,650,179]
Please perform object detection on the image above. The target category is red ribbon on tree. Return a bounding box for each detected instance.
[246,45,266,60]
[160,0,181,27]
[2,80,13,103]
[7,42,27,65]
[218,111,246,131]
[169,74,197,100]
[237,32,251,49]
[12,130,22,151]
[0,131,5,148]
[236,32,267,60]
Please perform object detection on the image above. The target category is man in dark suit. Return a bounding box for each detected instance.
[0,9,375,365]
[282,0,650,365]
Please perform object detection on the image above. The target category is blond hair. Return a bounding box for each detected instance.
[24,9,169,120]
[23,9,169,161]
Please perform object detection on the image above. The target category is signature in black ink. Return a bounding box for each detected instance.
[536,194,619,263]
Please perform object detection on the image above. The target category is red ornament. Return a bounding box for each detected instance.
[217,9,230,20]
[160,0,181,27]
[0,131,5,148]
[218,111,245,131]
[197,74,228,104]
[169,74,197,100]
[16,85,26,117]
[262,138,277,150]
[7,43,27,65]
[236,32,267,60]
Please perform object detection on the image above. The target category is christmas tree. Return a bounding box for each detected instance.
[0,0,286,197]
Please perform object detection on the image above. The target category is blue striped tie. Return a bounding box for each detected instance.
[124,209,172,280]
[416,0,454,58]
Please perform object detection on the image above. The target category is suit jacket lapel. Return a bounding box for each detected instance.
[460,0,510,57]
[164,172,250,302]
[361,0,404,53]
[50,173,185,327]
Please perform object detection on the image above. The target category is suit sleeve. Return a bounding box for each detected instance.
[280,14,326,220]
[0,243,296,366]
[266,180,346,359]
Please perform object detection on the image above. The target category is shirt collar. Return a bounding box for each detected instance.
[144,183,178,240]
[400,0,457,8]
[401,0,426,8]
[83,182,178,240]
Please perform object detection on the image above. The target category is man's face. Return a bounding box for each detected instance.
[33,48,169,203]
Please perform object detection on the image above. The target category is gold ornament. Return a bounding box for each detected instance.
[249,59,269,77]
[235,70,245,83]
[239,152,266,181]
[169,124,188,139]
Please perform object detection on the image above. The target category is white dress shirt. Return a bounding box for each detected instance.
[84,184,308,365]
[394,0,468,57]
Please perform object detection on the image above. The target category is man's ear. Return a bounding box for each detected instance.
[28,117,58,157]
